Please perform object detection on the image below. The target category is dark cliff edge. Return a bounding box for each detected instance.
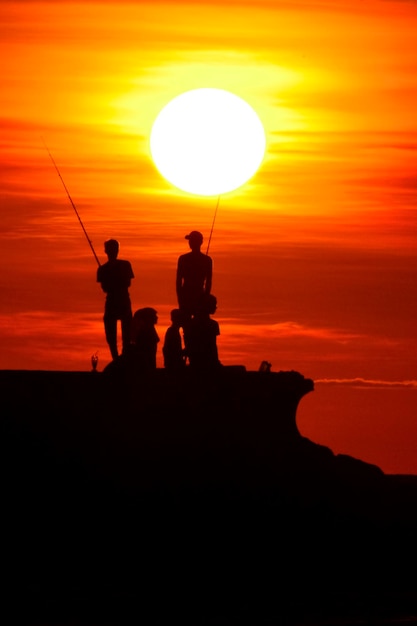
[2,368,417,623]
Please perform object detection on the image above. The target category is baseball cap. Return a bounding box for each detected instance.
[185,231,203,242]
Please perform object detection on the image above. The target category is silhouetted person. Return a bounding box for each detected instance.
[97,239,134,360]
[176,231,212,320]
[130,307,160,370]
[186,293,221,371]
[163,308,186,371]
[259,360,272,372]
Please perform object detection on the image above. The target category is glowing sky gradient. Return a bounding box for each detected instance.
[1,0,417,473]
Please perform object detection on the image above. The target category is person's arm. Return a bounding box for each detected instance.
[129,261,135,281]
[125,261,134,287]
[205,257,213,294]
[97,265,107,292]
[176,258,183,300]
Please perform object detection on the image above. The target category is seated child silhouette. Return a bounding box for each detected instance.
[185,294,222,371]
[163,308,186,371]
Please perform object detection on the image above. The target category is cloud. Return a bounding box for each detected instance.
[0,310,105,371]
[315,377,417,389]
[221,318,362,342]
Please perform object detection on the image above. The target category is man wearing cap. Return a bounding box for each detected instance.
[176,230,213,320]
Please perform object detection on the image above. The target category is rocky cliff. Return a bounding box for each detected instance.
[2,368,417,623]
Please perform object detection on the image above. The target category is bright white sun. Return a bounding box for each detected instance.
[150,88,266,196]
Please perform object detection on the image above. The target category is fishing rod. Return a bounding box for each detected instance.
[206,195,220,255]
[42,138,101,267]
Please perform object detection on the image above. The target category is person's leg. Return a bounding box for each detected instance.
[180,309,193,365]
[121,311,133,355]
[104,313,118,360]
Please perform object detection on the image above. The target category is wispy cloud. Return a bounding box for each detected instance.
[315,377,417,388]
[221,319,362,342]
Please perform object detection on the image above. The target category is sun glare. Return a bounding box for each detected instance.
[150,88,266,196]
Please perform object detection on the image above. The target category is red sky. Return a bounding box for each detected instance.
[1,0,417,474]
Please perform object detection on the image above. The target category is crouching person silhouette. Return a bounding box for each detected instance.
[185,294,222,372]
[130,307,160,371]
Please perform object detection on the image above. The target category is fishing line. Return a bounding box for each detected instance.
[206,195,220,255]
[42,137,101,266]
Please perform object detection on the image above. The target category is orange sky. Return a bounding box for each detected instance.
[1,0,417,474]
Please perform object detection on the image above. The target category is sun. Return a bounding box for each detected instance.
[150,88,266,196]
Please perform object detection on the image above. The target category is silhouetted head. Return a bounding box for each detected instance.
[185,231,203,251]
[104,239,119,260]
[170,308,184,326]
[207,294,217,315]
[133,307,158,326]
[197,293,217,315]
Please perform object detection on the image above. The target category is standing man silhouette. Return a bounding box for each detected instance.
[176,230,213,320]
[97,239,134,360]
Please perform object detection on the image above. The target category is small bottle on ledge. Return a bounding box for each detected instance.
[91,352,99,372]
[259,360,272,373]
